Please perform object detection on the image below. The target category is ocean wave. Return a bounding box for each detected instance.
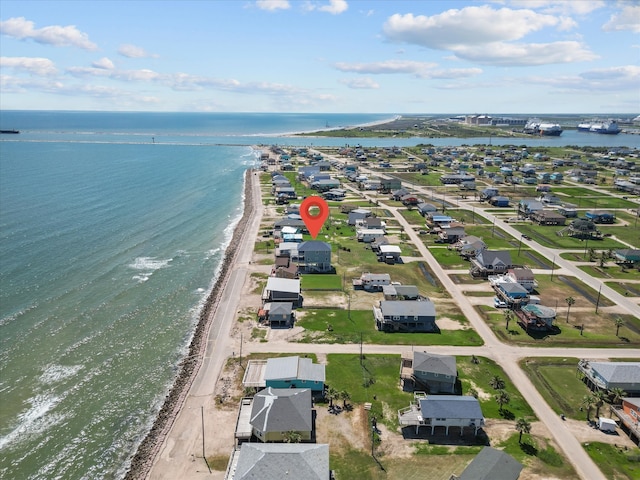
[0,302,39,327]
[0,394,66,450]
[39,364,83,385]
[129,256,172,271]
[129,256,172,282]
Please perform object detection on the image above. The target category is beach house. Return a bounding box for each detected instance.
[297,241,332,273]
[373,300,437,333]
[400,351,457,393]
[249,388,313,442]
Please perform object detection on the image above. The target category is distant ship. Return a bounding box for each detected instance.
[524,118,562,136]
[0,129,20,134]
[577,119,621,134]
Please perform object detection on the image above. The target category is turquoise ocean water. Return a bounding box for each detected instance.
[0,112,392,480]
[0,111,638,479]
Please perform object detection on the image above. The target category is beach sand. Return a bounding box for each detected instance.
[124,166,261,479]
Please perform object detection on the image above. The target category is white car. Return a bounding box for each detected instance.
[494,297,508,308]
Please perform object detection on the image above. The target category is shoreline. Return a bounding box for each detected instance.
[124,168,255,479]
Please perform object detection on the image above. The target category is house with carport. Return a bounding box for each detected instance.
[398,394,484,436]
[373,300,437,332]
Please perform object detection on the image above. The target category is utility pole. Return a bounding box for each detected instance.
[239,332,243,367]
[595,285,602,314]
[550,255,555,281]
[360,332,363,365]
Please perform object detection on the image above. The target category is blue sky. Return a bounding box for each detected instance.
[1,0,638,113]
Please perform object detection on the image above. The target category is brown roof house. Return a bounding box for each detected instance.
[250,388,314,442]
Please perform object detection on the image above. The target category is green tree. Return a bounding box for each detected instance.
[504,309,514,330]
[598,252,607,268]
[515,417,532,444]
[495,389,511,414]
[565,296,575,323]
[283,430,302,443]
[326,387,338,408]
[593,390,607,418]
[614,317,624,337]
[581,394,595,421]
[490,375,505,390]
[339,390,351,409]
[609,387,626,406]
[468,388,479,399]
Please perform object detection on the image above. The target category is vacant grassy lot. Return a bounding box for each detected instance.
[515,224,628,250]
[478,304,639,347]
[300,274,343,290]
[518,357,588,420]
[297,309,483,346]
[499,432,579,479]
[579,264,640,281]
[583,442,640,480]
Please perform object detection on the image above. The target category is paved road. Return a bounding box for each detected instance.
[321,155,640,480]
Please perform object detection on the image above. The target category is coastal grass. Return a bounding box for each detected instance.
[297,309,483,346]
[499,433,578,479]
[579,264,640,280]
[513,224,628,250]
[478,305,639,347]
[205,454,231,472]
[583,442,640,480]
[428,247,469,268]
[457,356,536,420]
[605,281,640,297]
[300,274,343,290]
[518,357,587,420]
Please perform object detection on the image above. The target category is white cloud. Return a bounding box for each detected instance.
[334,59,438,76]
[503,0,606,15]
[319,0,348,15]
[339,77,379,89]
[0,17,97,50]
[92,57,115,70]
[118,44,157,59]
[602,4,640,33]
[383,7,564,48]
[521,65,640,92]
[334,60,482,79]
[255,0,290,11]
[0,56,57,76]
[454,41,598,66]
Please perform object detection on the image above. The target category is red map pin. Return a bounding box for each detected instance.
[300,196,329,239]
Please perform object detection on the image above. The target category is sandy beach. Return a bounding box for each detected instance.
[124,166,261,479]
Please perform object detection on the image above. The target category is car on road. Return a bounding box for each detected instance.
[522,234,532,240]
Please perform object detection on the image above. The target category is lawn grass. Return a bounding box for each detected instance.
[499,433,579,479]
[457,356,536,420]
[605,281,640,297]
[478,304,639,348]
[300,274,343,290]
[583,442,640,480]
[297,309,483,346]
[515,224,627,250]
[579,264,640,281]
[428,247,469,268]
[518,357,589,420]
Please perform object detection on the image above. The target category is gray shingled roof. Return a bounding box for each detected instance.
[458,446,523,480]
[413,351,457,377]
[419,395,483,420]
[250,388,312,433]
[477,250,512,268]
[591,362,640,384]
[298,241,332,252]
[234,443,329,480]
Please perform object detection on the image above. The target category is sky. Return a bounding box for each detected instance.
[1,0,639,114]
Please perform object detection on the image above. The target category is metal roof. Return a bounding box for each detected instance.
[419,395,483,420]
[265,356,325,383]
[265,277,300,294]
[380,300,436,317]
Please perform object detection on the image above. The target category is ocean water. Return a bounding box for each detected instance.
[0,111,391,480]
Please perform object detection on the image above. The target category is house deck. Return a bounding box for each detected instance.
[242,360,267,388]
[235,397,254,441]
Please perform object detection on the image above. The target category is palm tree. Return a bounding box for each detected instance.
[495,389,511,414]
[504,309,514,330]
[326,387,338,408]
[593,390,607,418]
[515,417,532,444]
[609,387,626,406]
[614,317,624,337]
[565,296,575,323]
[489,375,505,390]
[284,430,302,443]
[339,390,351,409]
[581,394,595,421]
[468,387,479,399]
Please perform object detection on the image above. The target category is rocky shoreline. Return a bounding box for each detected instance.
[124,168,255,479]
